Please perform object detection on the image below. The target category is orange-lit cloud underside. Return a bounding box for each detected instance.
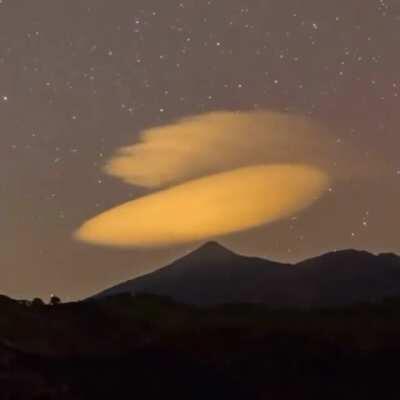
[75,164,329,248]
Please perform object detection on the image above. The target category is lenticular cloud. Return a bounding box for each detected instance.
[103,110,338,188]
[75,111,336,248]
[76,164,329,247]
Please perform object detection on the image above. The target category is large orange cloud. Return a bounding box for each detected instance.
[75,164,329,248]
[75,111,343,248]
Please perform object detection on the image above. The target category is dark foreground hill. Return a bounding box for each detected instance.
[3,293,400,399]
[96,242,400,307]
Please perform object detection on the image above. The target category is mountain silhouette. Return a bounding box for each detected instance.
[95,242,400,307]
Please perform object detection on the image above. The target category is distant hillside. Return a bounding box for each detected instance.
[3,289,400,398]
[95,242,400,307]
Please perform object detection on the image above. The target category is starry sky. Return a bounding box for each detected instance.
[1,0,399,301]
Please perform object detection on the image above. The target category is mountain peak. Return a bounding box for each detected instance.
[198,240,229,250]
[191,241,237,257]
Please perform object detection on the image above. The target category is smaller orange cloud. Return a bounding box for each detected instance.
[75,164,329,248]
[103,111,335,188]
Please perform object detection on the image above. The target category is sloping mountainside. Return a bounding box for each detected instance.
[95,242,400,307]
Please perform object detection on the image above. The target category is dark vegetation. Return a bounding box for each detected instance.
[3,293,400,399]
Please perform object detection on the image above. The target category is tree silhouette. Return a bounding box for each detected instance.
[50,295,61,306]
[31,297,44,307]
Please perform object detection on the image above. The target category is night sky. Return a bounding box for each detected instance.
[1,0,399,300]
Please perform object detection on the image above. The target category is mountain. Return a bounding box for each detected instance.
[294,250,400,306]
[94,242,400,307]
[95,241,291,305]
